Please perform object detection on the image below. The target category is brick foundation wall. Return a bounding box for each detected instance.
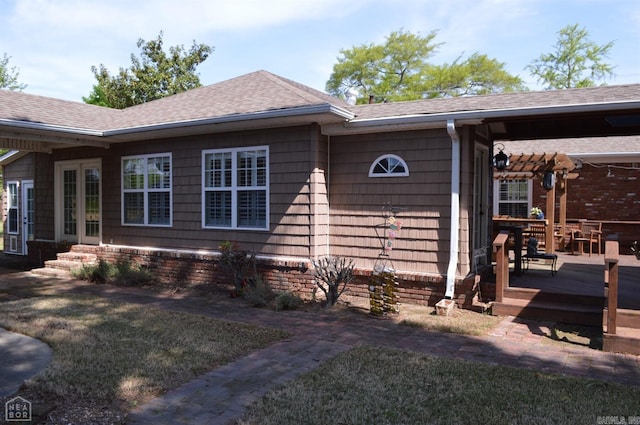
[26,240,73,267]
[66,244,482,309]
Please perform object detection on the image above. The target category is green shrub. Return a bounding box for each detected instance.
[274,292,303,311]
[72,259,154,286]
[242,275,275,307]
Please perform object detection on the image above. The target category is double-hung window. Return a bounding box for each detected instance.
[495,179,531,217]
[202,146,268,230]
[122,153,172,226]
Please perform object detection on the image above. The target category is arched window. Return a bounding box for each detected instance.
[369,154,409,177]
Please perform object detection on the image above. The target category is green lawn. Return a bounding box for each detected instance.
[239,345,640,425]
[0,293,288,419]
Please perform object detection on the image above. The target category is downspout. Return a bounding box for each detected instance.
[445,119,460,299]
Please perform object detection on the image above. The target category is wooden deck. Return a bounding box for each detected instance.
[507,252,640,310]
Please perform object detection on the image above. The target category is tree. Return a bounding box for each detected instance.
[84,31,213,108]
[0,53,27,91]
[428,53,527,98]
[326,29,525,103]
[327,30,441,103]
[527,23,615,89]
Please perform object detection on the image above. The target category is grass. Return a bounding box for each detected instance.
[239,345,640,425]
[0,294,289,408]
[397,303,501,336]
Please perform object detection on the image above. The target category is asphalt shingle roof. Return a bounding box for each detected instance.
[349,84,640,119]
[1,70,639,134]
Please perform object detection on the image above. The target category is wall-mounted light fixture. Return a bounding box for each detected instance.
[493,143,509,170]
[542,171,556,190]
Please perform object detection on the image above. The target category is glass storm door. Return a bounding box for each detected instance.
[56,160,101,245]
[22,181,34,255]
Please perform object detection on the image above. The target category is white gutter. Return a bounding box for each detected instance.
[324,99,640,135]
[0,118,104,137]
[445,119,460,299]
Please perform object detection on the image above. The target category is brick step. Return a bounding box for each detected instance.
[43,259,89,272]
[30,267,72,278]
[69,244,99,254]
[57,252,97,264]
[492,296,602,326]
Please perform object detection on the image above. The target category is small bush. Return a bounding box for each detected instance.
[311,256,355,308]
[72,259,154,286]
[274,292,303,311]
[242,275,275,307]
[218,241,257,293]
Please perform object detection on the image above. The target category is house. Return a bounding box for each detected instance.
[1,70,639,307]
[495,136,640,252]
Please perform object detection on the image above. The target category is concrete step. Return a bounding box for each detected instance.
[492,296,603,326]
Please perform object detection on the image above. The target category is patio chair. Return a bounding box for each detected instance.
[522,237,557,275]
[572,221,602,256]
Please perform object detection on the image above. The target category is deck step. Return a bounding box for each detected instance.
[493,296,603,326]
[603,327,640,355]
[503,287,604,307]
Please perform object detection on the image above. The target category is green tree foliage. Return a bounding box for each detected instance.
[0,53,27,91]
[527,23,615,89]
[326,29,525,103]
[84,31,212,108]
[428,53,527,98]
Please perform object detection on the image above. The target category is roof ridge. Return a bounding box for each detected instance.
[256,70,348,107]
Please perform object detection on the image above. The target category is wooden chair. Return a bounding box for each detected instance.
[572,221,602,256]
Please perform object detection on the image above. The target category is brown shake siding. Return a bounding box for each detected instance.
[329,129,456,275]
[48,125,325,258]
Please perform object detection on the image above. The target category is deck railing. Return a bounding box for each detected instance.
[493,231,510,303]
[603,237,619,335]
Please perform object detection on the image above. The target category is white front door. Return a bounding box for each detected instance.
[22,180,34,254]
[55,159,101,245]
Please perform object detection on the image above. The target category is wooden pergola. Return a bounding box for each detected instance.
[494,152,578,254]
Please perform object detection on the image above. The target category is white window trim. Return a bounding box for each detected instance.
[369,154,409,177]
[201,146,269,230]
[121,153,173,227]
[6,181,19,235]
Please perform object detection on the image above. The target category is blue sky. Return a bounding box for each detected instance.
[1,0,639,102]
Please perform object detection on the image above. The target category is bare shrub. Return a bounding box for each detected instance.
[311,256,355,307]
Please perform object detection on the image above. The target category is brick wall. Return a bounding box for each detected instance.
[532,162,640,252]
[38,243,483,309]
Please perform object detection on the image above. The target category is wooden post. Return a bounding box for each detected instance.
[545,177,556,254]
[604,238,619,335]
[493,231,510,303]
[558,178,567,250]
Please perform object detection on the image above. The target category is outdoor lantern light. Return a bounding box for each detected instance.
[493,143,509,170]
[542,171,556,190]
